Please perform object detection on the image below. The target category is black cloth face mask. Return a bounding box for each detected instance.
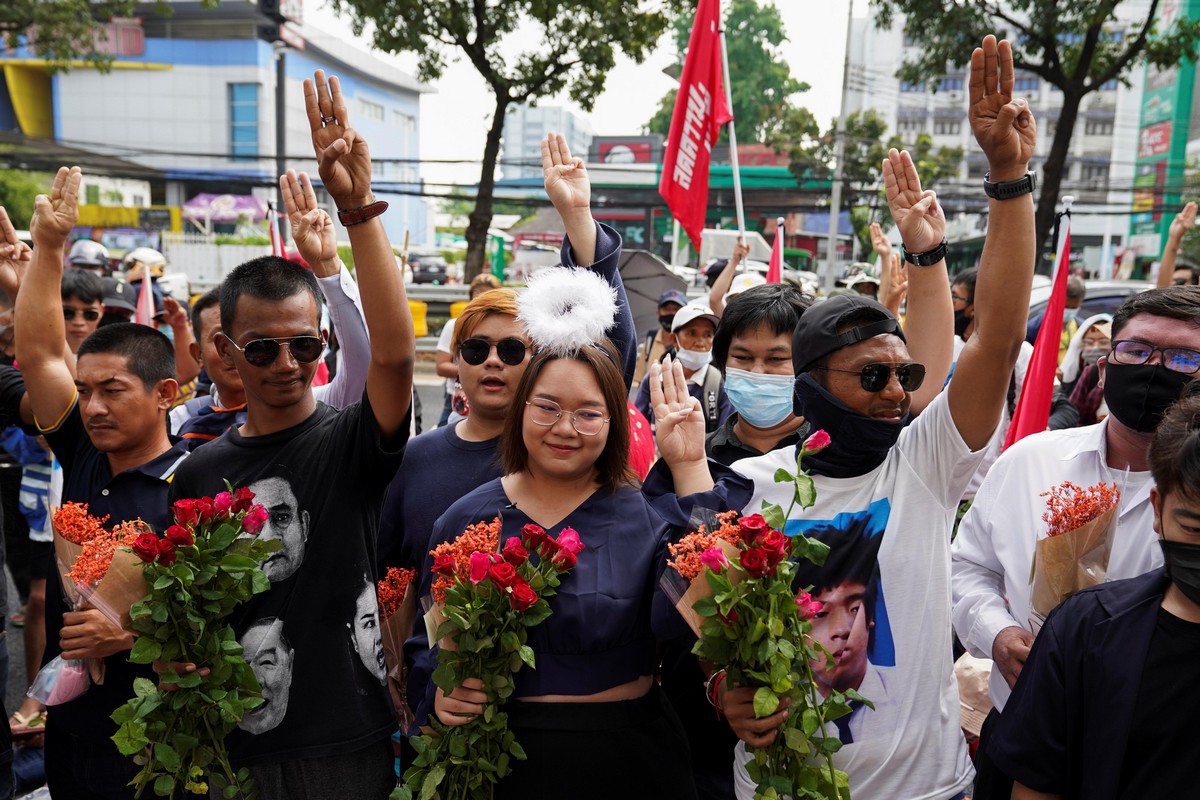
[953,308,971,339]
[1103,362,1196,433]
[1160,539,1200,606]
[792,373,908,478]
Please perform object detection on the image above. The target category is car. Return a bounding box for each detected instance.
[409,252,451,284]
[1025,279,1153,342]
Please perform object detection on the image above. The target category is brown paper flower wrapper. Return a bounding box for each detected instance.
[1028,504,1118,633]
[671,540,744,638]
[381,586,418,730]
[423,601,457,651]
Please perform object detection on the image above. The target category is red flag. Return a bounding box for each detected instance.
[659,0,733,252]
[134,275,156,328]
[268,202,283,257]
[1004,220,1071,450]
[767,217,784,284]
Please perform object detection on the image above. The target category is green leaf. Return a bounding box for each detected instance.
[761,500,787,531]
[801,708,819,736]
[132,677,157,698]
[111,719,148,755]
[752,686,780,718]
[129,636,162,664]
[153,774,176,797]
[517,645,536,669]
[772,467,794,484]
[154,742,181,772]
[794,473,816,509]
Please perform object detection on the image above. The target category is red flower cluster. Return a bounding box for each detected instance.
[54,502,111,545]
[377,566,417,620]
[667,511,747,580]
[1041,481,1120,538]
[67,518,148,586]
[738,517,790,579]
[172,487,256,529]
[429,518,502,604]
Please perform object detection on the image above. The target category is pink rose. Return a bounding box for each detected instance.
[795,591,824,620]
[739,514,768,544]
[802,429,831,455]
[212,491,233,518]
[556,527,585,556]
[469,552,493,584]
[698,547,729,573]
[241,505,268,534]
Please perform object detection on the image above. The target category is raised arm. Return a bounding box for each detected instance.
[304,71,413,439]
[15,167,83,429]
[948,35,1036,450]
[882,149,954,415]
[161,295,201,385]
[1157,201,1197,288]
[281,164,370,410]
[708,239,750,316]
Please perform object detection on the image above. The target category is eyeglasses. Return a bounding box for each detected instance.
[63,308,101,322]
[1110,340,1200,374]
[459,337,529,367]
[817,362,927,392]
[525,398,610,436]
[951,293,970,305]
[223,334,325,367]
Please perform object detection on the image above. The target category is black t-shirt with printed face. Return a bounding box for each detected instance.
[168,395,407,765]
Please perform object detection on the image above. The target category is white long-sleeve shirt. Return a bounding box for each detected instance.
[951,419,1159,710]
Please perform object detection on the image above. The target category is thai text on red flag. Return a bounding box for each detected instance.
[659,0,733,251]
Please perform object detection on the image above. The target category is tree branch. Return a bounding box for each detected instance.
[1091,0,1162,88]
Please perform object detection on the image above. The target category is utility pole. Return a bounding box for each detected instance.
[274,41,288,247]
[824,0,855,293]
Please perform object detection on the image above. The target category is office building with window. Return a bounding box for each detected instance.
[501,104,593,180]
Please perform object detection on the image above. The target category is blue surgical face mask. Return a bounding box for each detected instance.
[724,367,795,429]
[675,347,712,372]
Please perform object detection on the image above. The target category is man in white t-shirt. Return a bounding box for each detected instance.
[652,34,1037,800]
[950,284,1200,799]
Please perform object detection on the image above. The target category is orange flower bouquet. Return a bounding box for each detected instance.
[1029,481,1120,631]
[377,566,418,729]
[30,503,152,705]
[662,510,746,637]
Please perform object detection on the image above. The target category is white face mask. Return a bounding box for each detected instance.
[675,347,712,372]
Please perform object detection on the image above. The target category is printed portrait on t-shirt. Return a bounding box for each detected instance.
[789,498,894,745]
[239,617,294,734]
[249,475,309,582]
[350,576,386,684]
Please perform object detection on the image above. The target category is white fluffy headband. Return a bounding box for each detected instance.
[517,266,618,357]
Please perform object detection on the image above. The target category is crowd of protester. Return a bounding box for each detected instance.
[0,32,1191,800]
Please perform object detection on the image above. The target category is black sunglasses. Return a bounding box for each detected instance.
[63,308,101,322]
[818,362,926,393]
[223,334,325,367]
[459,337,529,367]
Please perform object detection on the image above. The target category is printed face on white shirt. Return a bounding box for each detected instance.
[810,580,873,696]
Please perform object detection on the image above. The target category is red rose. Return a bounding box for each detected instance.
[739,546,770,578]
[761,530,788,558]
[432,554,456,576]
[539,537,562,561]
[502,541,529,566]
[212,491,233,518]
[488,561,518,589]
[131,533,159,563]
[551,547,577,570]
[173,499,199,527]
[509,582,538,612]
[241,506,268,534]
[739,514,768,544]
[195,497,216,524]
[232,486,255,513]
[556,527,585,555]
[155,538,177,567]
[469,552,492,584]
[164,525,194,548]
[717,607,739,625]
[521,523,549,550]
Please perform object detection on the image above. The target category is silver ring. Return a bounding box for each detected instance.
[320,114,336,124]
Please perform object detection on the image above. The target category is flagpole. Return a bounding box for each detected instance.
[718,21,746,245]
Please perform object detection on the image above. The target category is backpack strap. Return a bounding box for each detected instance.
[701,365,721,428]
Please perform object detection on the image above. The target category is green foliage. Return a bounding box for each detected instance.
[0,169,50,230]
[645,0,811,142]
[111,487,279,799]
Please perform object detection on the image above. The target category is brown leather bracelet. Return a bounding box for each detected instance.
[337,199,389,227]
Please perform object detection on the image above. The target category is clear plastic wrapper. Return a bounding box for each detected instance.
[1028,503,1118,633]
[28,655,92,706]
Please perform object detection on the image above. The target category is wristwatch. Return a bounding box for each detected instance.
[902,240,947,267]
[337,198,389,226]
[983,171,1037,200]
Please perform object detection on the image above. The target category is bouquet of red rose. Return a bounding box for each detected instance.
[1029,480,1120,632]
[664,430,860,800]
[30,503,154,705]
[377,566,418,729]
[109,485,277,799]
[398,518,583,800]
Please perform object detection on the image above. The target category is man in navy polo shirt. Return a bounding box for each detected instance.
[16,166,188,799]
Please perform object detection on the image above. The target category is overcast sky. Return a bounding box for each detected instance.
[307,0,873,188]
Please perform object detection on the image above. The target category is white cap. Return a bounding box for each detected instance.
[671,302,720,333]
[724,272,767,303]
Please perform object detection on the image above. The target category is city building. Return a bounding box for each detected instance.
[0,0,430,245]
[501,104,593,180]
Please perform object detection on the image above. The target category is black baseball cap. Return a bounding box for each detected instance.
[792,295,906,374]
[101,277,137,314]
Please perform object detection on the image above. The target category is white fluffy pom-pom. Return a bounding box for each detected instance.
[517,267,618,356]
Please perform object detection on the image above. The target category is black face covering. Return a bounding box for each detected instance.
[792,373,908,478]
[658,315,674,332]
[953,308,971,339]
[1160,539,1200,606]
[1102,362,1196,433]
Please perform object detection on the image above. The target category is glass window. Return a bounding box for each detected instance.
[229,83,259,159]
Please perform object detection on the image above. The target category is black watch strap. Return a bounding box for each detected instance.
[983,171,1036,200]
[902,240,947,267]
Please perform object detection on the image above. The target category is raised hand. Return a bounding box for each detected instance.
[650,356,706,466]
[0,207,31,299]
[280,170,338,275]
[30,167,82,250]
[882,149,945,254]
[542,132,590,214]
[160,296,188,330]
[303,71,372,208]
[1169,201,1198,243]
[968,36,1036,178]
[869,221,892,261]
